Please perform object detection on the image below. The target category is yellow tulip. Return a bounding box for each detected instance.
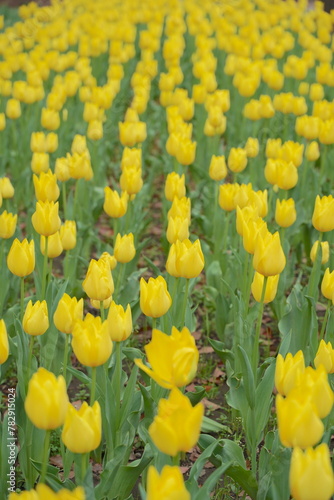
[23,300,49,336]
[104,188,128,218]
[275,351,305,396]
[310,241,329,265]
[41,107,60,130]
[40,232,63,259]
[60,221,76,251]
[209,155,227,181]
[146,465,190,500]
[312,195,334,232]
[0,211,17,239]
[149,387,204,456]
[82,258,114,301]
[62,401,101,454]
[165,172,186,201]
[244,137,259,158]
[228,147,248,173]
[53,293,84,335]
[321,268,334,301]
[251,272,279,303]
[135,326,198,389]
[34,485,85,500]
[0,177,14,198]
[0,319,9,364]
[72,314,112,367]
[31,152,50,175]
[167,196,191,223]
[314,340,334,374]
[275,198,297,228]
[31,200,61,237]
[7,238,35,277]
[119,166,143,195]
[107,301,132,341]
[305,141,320,162]
[6,98,21,119]
[290,444,334,500]
[25,367,68,429]
[33,169,60,202]
[166,216,189,244]
[114,233,136,263]
[140,276,172,318]
[253,231,286,276]
[166,239,204,279]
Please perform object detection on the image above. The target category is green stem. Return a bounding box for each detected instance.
[40,429,51,483]
[41,236,49,300]
[180,279,190,328]
[152,317,157,330]
[0,238,4,271]
[115,263,125,300]
[27,335,34,380]
[81,452,88,484]
[62,334,70,383]
[100,302,105,322]
[172,452,180,466]
[252,276,268,376]
[20,277,25,323]
[320,145,327,183]
[212,182,220,259]
[62,181,67,220]
[90,366,97,405]
[320,299,331,341]
[113,218,118,249]
[307,232,324,300]
[113,341,122,448]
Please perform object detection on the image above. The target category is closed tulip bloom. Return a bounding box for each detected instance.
[33,170,60,202]
[236,205,258,237]
[266,138,282,159]
[242,217,268,255]
[82,258,114,301]
[275,351,305,396]
[45,132,58,153]
[31,152,50,174]
[6,98,21,119]
[40,232,63,259]
[168,196,191,223]
[209,155,227,181]
[0,319,9,364]
[314,340,334,374]
[290,444,334,500]
[91,297,112,310]
[280,141,304,168]
[175,138,196,166]
[219,183,240,211]
[0,113,5,131]
[103,188,128,218]
[107,301,132,341]
[68,152,93,181]
[275,198,297,228]
[114,233,136,263]
[53,293,84,334]
[251,272,279,303]
[253,231,286,276]
[135,326,198,389]
[41,108,60,130]
[244,137,259,158]
[62,401,101,454]
[72,314,112,367]
[100,251,117,271]
[23,300,49,336]
[140,276,172,318]
[248,190,268,218]
[310,241,329,264]
[0,211,17,238]
[166,239,205,279]
[228,147,248,173]
[165,172,186,201]
[119,121,147,146]
[121,147,142,171]
[292,365,334,419]
[0,177,14,198]
[276,393,324,448]
[60,221,76,250]
[149,387,204,456]
[31,200,61,237]
[25,367,68,429]
[312,195,334,232]
[146,465,190,500]
[7,238,35,277]
[321,268,334,301]
[166,216,189,244]
[31,132,46,153]
[32,485,85,500]
[87,120,103,141]
[306,141,320,161]
[120,166,143,195]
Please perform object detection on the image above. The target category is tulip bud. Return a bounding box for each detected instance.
[45,132,58,153]
[55,157,71,182]
[209,155,227,181]
[100,251,117,271]
[119,121,147,147]
[33,170,60,202]
[310,240,329,264]
[168,196,191,223]
[41,107,60,130]
[23,300,49,336]
[119,166,143,195]
[321,268,334,301]
[166,216,189,244]
[31,200,61,237]
[40,232,63,259]
[0,319,9,364]
[60,220,76,250]
[314,340,334,374]
[107,301,132,341]
[0,177,14,198]
[61,401,102,454]
[53,293,84,334]
[146,465,190,500]
[275,351,305,396]
[166,239,205,279]
[228,148,248,173]
[275,198,297,228]
[103,188,128,218]
[290,444,334,500]
[114,233,136,263]
[7,238,35,277]
[251,272,279,303]
[149,387,204,456]
[312,195,334,232]
[245,137,259,158]
[165,172,186,201]
[72,313,112,367]
[219,183,240,211]
[0,211,17,239]
[31,132,46,153]
[31,152,50,174]
[82,258,114,301]
[87,119,103,141]
[140,276,172,318]
[253,231,286,276]
[25,367,68,429]
[305,141,320,162]
[6,98,21,119]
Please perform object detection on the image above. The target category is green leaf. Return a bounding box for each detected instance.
[207,338,234,364]
[201,416,230,435]
[186,385,205,406]
[66,366,91,385]
[255,360,275,442]
[237,345,255,410]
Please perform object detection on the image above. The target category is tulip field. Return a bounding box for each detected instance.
[1,0,334,498]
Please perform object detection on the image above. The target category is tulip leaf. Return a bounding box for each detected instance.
[120,365,139,427]
[66,366,91,385]
[138,383,155,422]
[201,416,230,435]
[193,461,233,500]
[237,345,255,410]
[255,360,275,441]
[186,385,206,406]
[207,338,234,364]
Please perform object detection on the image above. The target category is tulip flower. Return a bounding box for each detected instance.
[40,232,63,259]
[119,166,143,195]
[140,276,172,318]
[7,238,35,277]
[25,368,68,429]
[209,155,227,181]
[168,196,191,223]
[275,198,297,228]
[82,258,114,301]
[165,172,186,201]
[312,195,334,232]
[68,152,93,181]
[166,216,189,244]
[119,121,147,147]
[0,319,9,364]
[166,239,204,279]
[146,465,190,500]
[276,393,324,449]
[219,183,240,211]
[60,221,76,250]
[33,170,60,202]
[107,301,132,341]
[0,211,17,239]
[228,147,248,173]
[290,444,334,500]
[8,485,86,499]
[41,107,60,130]
[31,152,50,174]
[244,137,259,158]
[251,272,279,303]
[236,205,258,237]
[72,314,112,367]
[53,293,84,335]
[310,240,329,264]
[100,251,117,271]
[6,98,21,119]
[23,300,49,336]
[149,387,204,456]
[62,401,101,454]
[253,231,286,276]
[87,119,103,141]
[45,132,58,153]
[31,200,61,237]
[275,351,305,396]
[0,177,14,198]
[103,188,128,218]
[135,327,198,388]
[242,217,268,255]
[305,141,320,161]
[114,233,136,263]
[121,146,142,170]
[31,131,47,153]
